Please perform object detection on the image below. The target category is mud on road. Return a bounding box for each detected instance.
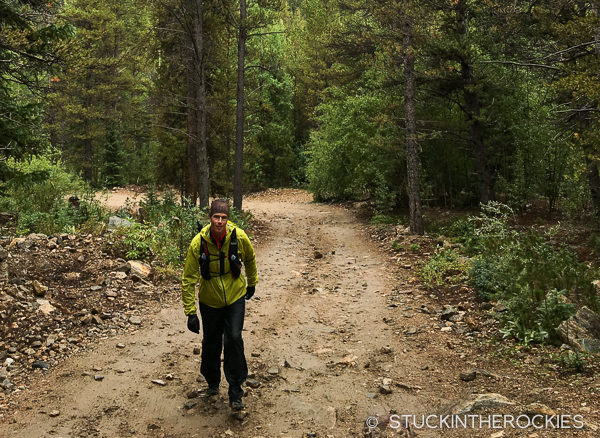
[1,189,599,437]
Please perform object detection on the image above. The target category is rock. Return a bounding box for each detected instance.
[152,379,166,386]
[32,280,48,297]
[108,216,132,229]
[1,378,13,390]
[379,385,393,395]
[233,411,248,421]
[128,261,151,280]
[0,247,8,261]
[441,326,453,333]
[46,335,57,347]
[105,290,118,298]
[557,307,600,353]
[49,410,60,417]
[31,341,42,348]
[64,272,80,281]
[523,402,557,417]
[442,393,514,415]
[32,360,50,370]
[459,370,477,382]
[193,347,201,355]
[314,251,323,259]
[129,316,142,325]
[381,346,394,354]
[36,299,56,315]
[441,306,458,321]
[494,303,507,312]
[113,271,127,280]
[246,378,261,388]
[336,355,357,366]
[115,259,130,272]
[90,285,102,291]
[116,343,126,349]
[94,375,104,381]
[183,401,197,410]
[268,367,280,375]
[187,389,201,398]
[406,326,418,335]
[9,237,28,250]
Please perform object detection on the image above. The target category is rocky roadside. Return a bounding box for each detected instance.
[0,231,178,416]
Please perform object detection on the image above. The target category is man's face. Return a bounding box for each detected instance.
[210,213,228,235]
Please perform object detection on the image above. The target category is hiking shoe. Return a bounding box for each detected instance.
[229,399,244,411]
[206,386,219,396]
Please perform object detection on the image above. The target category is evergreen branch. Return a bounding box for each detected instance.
[247,31,286,38]
[540,41,597,60]
[478,60,560,71]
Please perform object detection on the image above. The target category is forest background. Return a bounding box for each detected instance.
[3,0,600,347]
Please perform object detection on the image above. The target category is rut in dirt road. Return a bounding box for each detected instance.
[2,191,444,438]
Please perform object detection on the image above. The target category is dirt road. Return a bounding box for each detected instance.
[0,191,484,437]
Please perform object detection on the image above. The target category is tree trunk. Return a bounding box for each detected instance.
[586,11,600,215]
[193,0,209,209]
[233,0,247,210]
[84,137,93,183]
[184,0,210,207]
[185,49,199,204]
[584,147,600,215]
[402,19,424,235]
[456,0,492,205]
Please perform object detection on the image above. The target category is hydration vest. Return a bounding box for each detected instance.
[199,228,241,280]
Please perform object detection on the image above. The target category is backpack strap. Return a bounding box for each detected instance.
[199,236,211,280]
[229,228,242,279]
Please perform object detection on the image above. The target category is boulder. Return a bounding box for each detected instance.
[108,216,132,230]
[128,261,151,280]
[441,393,514,415]
[32,280,48,297]
[557,306,600,353]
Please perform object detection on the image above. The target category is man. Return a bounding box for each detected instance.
[181,199,258,410]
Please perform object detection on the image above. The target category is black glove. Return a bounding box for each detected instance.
[245,286,255,300]
[187,314,200,334]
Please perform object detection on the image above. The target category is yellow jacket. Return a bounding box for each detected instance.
[181,221,258,314]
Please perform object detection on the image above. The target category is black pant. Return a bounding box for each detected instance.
[199,297,248,401]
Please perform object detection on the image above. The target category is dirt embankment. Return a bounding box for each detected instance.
[0,189,598,437]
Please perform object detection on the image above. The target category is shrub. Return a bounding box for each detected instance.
[108,191,254,269]
[419,249,470,289]
[0,153,105,234]
[465,202,597,345]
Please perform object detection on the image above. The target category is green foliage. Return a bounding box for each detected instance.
[466,203,596,344]
[419,249,470,289]
[306,86,400,203]
[102,125,125,188]
[0,1,74,159]
[0,153,105,234]
[438,218,482,255]
[108,190,253,268]
[122,223,155,260]
[557,350,586,373]
[369,214,399,225]
[391,240,404,251]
